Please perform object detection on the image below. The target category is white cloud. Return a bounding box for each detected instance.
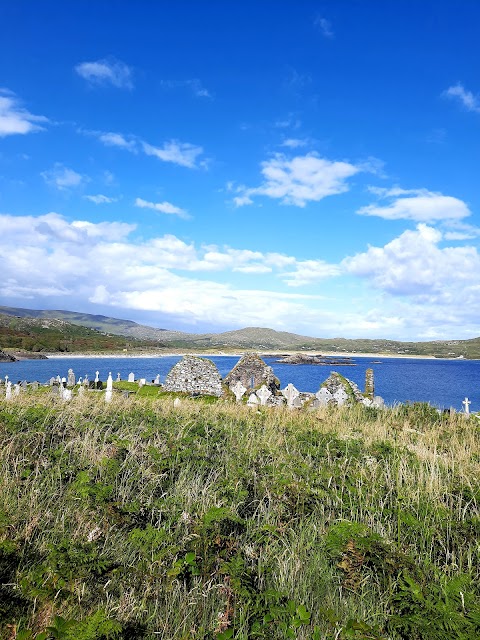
[142,139,205,168]
[235,153,360,207]
[84,194,118,204]
[280,138,309,148]
[98,131,136,151]
[135,197,190,220]
[344,224,480,296]
[444,83,480,113]
[282,260,341,286]
[160,79,212,98]
[0,89,48,137]
[41,164,87,191]
[359,187,471,222]
[314,15,334,38]
[75,57,133,89]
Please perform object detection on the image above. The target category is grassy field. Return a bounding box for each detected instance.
[0,392,479,639]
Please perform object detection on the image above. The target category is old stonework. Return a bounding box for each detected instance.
[163,355,223,397]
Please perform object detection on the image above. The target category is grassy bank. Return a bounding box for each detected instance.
[0,394,479,639]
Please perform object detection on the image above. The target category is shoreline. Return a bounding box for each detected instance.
[43,350,466,361]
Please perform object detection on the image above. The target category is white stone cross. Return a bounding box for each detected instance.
[315,387,333,406]
[256,385,272,406]
[95,371,100,383]
[463,397,471,414]
[231,381,247,402]
[334,388,349,407]
[4,375,8,384]
[106,372,113,392]
[281,383,300,408]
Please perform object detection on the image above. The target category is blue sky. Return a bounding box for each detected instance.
[1,0,480,339]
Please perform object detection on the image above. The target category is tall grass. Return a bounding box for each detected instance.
[0,393,479,639]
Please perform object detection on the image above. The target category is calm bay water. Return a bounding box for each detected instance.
[1,355,479,412]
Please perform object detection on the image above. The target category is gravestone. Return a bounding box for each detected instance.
[21,380,28,390]
[256,385,272,406]
[154,374,161,385]
[292,396,303,408]
[62,388,72,402]
[334,388,348,406]
[463,397,471,414]
[49,377,56,386]
[247,393,259,406]
[5,381,12,400]
[83,375,89,386]
[105,390,113,403]
[315,387,333,407]
[281,383,300,408]
[128,372,135,383]
[78,385,85,397]
[117,373,121,382]
[138,378,146,388]
[67,369,76,387]
[163,355,223,397]
[173,398,181,408]
[230,380,247,402]
[31,381,39,391]
[372,396,385,408]
[14,384,21,396]
[95,371,100,384]
[61,377,67,387]
[106,372,113,392]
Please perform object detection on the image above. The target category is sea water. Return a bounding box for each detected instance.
[0,355,479,413]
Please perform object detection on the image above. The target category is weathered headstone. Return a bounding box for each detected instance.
[106,372,113,392]
[334,388,349,406]
[49,377,56,386]
[117,373,121,382]
[83,375,89,385]
[292,396,303,408]
[14,384,21,397]
[138,378,146,388]
[463,397,471,414]
[256,385,272,406]
[154,374,161,385]
[78,385,85,397]
[173,398,181,408]
[5,381,12,400]
[247,393,259,406]
[372,396,385,408]
[31,381,39,391]
[62,388,72,402]
[128,372,135,383]
[21,380,28,390]
[230,380,247,402]
[105,390,113,403]
[67,368,76,387]
[315,387,333,407]
[281,383,300,408]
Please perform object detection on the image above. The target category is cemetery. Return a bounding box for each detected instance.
[0,353,389,410]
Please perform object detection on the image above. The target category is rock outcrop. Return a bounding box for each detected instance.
[0,349,17,362]
[224,353,280,394]
[163,355,223,397]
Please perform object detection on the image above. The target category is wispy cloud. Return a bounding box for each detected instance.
[41,163,87,191]
[160,78,212,99]
[314,15,334,38]
[75,57,134,89]
[233,153,360,207]
[98,131,137,151]
[360,187,471,222]
[135,197,191,220]
[280,138,309,149]
[0,89,48,137]
[142,140,206,169]
[84,194,118,204]
[443,83,480,113]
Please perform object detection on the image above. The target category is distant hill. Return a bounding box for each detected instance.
[0,311,165,354]
[1,305,480,358]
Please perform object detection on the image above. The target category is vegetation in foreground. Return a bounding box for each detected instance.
[0,393,479,639]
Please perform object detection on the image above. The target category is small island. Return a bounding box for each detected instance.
[275,353,356,366]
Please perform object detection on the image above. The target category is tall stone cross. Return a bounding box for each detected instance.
[462,397,471,414]
[231,381,247,402]
[256,385,272,406]
[315,387,333,406]
[281,383,300,408]
[95,371,100,383]
[334,388,349,407]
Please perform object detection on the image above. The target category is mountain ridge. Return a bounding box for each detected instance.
[1,305,480,358]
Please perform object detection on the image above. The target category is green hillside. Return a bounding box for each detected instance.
[1,305,480,357]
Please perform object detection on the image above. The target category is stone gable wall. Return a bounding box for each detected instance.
[163,355,223,397]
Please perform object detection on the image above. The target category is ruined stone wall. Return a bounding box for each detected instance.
[163,355,223,397]
[224,353,279,394]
